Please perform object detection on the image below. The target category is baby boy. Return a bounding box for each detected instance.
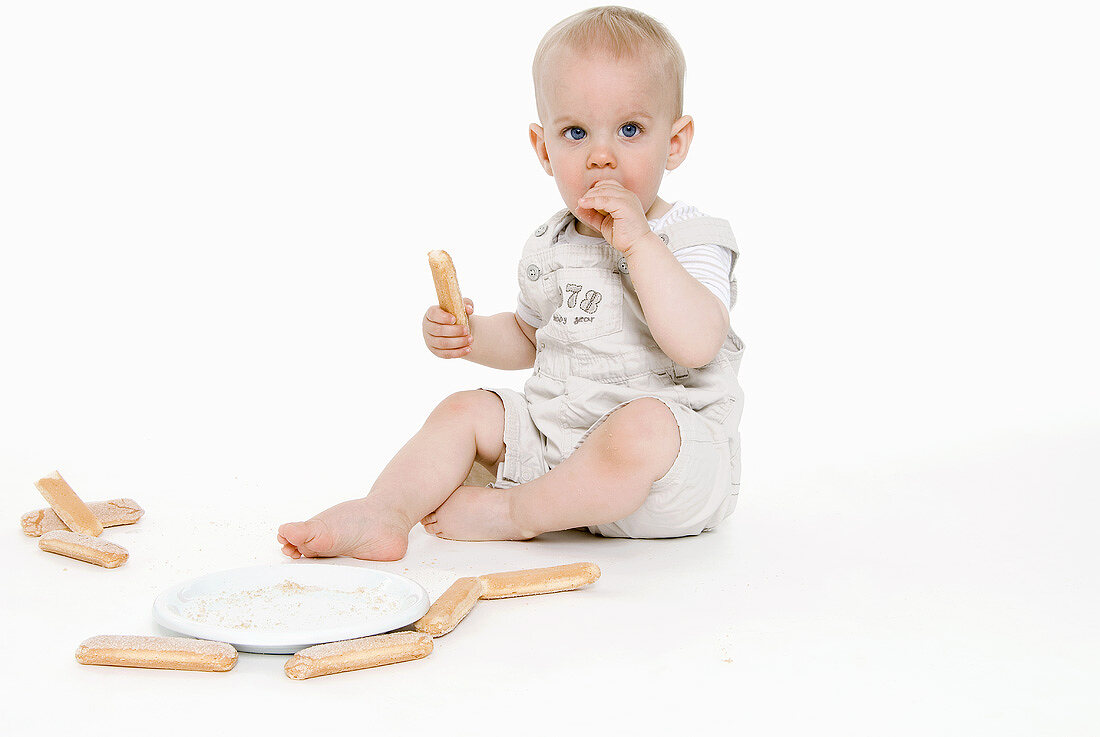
[278,6,744,561]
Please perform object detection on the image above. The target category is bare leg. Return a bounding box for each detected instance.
[422,398,680,541]
[278,390,506,560]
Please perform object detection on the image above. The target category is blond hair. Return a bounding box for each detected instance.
[532,6,686,121]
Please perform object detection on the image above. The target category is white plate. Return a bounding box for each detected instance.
[152,563,430,654]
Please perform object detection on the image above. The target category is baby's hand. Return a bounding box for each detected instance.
[423,298,474,358]
[576,180,653,256]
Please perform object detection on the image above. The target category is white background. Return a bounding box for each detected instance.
[1,1,1097,734]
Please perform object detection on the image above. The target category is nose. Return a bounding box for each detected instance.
[586,137,616,169]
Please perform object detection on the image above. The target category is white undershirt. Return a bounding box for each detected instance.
[516,201,734,328]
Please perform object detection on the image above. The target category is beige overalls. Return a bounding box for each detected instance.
[481,206,744,538]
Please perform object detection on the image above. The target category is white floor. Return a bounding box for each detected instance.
[3,2,1098,733]
[3,420,1096,735]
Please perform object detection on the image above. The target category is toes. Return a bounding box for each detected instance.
[278,522,308,545]
[280,520,326,550]
[279,520,328,558]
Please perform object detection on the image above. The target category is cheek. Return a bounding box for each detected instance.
[546,148,575,178]
[643,145,668,171]
[631,151,668,190]
[549,155,584,188]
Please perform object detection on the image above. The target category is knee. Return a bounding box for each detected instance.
[432,390,501,423]
[597,398,680,472]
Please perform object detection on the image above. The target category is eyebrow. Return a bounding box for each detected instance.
[552,112,654,126]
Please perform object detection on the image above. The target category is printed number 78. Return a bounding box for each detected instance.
[561,283,602,314]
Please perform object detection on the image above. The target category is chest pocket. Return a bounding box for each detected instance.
[539,265,624,344]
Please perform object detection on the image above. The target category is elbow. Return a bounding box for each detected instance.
[671,336,723,369]
[681,306,729,368]
[657,298,730,368]
[681,345,722,370]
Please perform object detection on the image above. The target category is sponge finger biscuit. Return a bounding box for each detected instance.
[34,471,103,536]
[39,530,128,568]
[76,635,237,671]
[477,562,601,599]
[21,498,144,537]
[285,632,433,679]
[428,250,469,329]
[413,577,484,637]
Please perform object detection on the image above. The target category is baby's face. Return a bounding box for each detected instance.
[531,47,690,234]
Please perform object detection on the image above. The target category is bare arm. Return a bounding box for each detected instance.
[625,232,730,368]
[574,182,729,369]
[462,311,536,370]
[424,301,535,370]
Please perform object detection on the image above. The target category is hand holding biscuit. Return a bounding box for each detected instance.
[422,298,475,359]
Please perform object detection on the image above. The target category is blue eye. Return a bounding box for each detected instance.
[620,123,639,137]
[565,127,586,141]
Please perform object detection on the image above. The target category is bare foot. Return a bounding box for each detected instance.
[278,498,411,561]
[420,485,538,541]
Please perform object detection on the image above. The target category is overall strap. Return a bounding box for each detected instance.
[524,207,574,251]
[655,216,740,266]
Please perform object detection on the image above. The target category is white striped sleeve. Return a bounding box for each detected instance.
[516,290,541,327]
[674,244,734,310]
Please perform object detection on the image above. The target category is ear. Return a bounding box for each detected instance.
[665,115,694,171]
[529,123,553,176]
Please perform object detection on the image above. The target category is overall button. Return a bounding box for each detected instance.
[526,264,541,280]
[534,224,548,237]
[617,256,629,274]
